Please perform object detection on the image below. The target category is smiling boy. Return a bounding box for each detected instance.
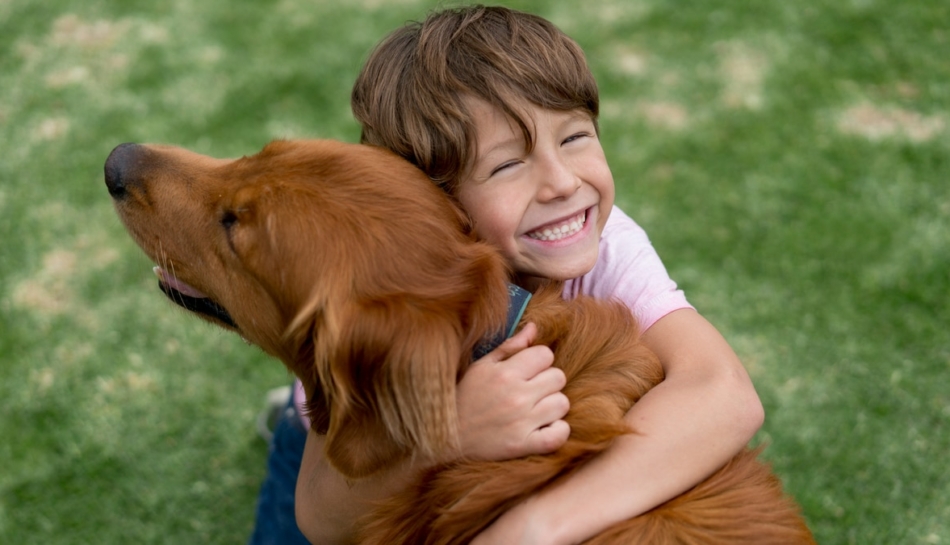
[290,6,764,543]
[459,99,613,286]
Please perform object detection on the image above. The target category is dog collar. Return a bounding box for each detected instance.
[471,284,532,360]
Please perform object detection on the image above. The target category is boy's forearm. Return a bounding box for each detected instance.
[294,431,423,544]
[521,368,762,544]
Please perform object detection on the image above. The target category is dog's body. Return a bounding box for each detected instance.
[105,139,814,544]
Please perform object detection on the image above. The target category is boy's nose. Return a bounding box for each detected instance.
[537,157,581,201]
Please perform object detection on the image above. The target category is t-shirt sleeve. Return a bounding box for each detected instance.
[562,206,693,332]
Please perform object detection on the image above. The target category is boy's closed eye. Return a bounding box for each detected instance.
[562,132,591,145]
[490,159,523,177]
[487,132,592,177]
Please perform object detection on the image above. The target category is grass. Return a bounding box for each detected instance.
[1,0,947,543]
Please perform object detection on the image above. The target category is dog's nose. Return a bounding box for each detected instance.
[104,142,144,199]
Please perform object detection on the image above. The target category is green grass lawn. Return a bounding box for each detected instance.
[1,0,948,543]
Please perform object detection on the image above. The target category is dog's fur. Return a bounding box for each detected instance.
[106,139,814,544]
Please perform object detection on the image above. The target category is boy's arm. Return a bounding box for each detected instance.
[471,308,765,545]
[294,430,420,544]
[295,323,571,544]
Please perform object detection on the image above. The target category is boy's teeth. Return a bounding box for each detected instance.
[528,212,586,241]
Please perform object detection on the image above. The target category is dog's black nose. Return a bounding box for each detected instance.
[104,142,144,199]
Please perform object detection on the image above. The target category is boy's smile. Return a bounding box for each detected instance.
[526,209,588,242]
[458,99,615,284]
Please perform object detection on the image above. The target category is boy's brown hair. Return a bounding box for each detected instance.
[351,4,599,195]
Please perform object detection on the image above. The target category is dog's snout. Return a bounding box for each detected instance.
[104,142,145,199]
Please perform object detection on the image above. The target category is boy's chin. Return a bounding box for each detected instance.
[521,255,599,284]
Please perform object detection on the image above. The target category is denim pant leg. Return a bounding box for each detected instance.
[248,391,311,545]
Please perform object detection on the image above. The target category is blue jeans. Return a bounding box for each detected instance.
[248,391,311,545]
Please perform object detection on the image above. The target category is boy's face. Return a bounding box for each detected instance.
[458,99,615,283]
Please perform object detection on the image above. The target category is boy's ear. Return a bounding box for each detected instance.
[321,296,463,479]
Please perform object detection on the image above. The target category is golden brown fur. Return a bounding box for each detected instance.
[105,139,814,543]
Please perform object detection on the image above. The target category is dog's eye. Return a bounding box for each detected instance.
[220,210,238,230]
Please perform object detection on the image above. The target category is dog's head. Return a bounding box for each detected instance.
[106,139,511,477]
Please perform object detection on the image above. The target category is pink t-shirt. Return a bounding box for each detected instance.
[562,205,692,331]
[293,205,692,426]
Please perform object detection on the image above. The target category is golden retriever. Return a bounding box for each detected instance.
[105,139,814,544]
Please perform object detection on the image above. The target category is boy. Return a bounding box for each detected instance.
[288,6,763,543]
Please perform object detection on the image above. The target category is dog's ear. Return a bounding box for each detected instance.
[318,295,463,479]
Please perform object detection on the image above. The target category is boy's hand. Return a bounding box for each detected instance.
[456,322,571,461]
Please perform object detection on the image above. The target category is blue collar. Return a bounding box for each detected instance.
[471,284,533,360]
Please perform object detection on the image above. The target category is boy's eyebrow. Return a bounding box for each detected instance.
[479,135,525,160]
[565,109,591,121]
[563,110,597,127]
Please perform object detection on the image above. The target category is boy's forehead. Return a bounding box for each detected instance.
[463,95,526,119]
[464,97,529,149]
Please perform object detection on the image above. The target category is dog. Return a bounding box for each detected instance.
[105,139,814,544]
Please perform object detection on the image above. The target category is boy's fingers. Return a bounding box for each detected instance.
[472,322,556,381]
[504,345,556,381]
[531,366,567,394]
[457,320,571,460]
[534,390,570,423]
[526,419,571,455]
[485,322,538,362]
